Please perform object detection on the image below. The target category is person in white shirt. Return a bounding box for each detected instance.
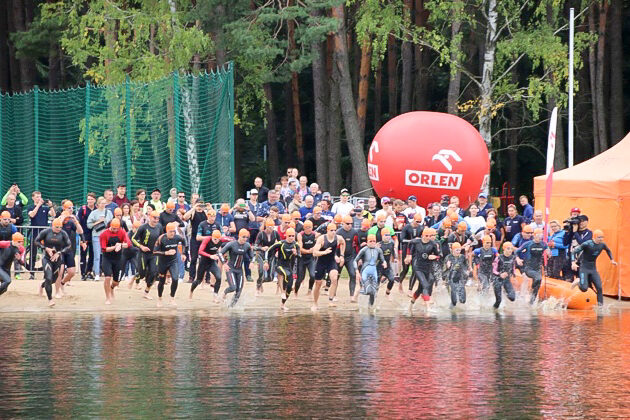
[529,209,546,231]
[331,188,354,217]
[464,203,486,234]
[402,195,426,220]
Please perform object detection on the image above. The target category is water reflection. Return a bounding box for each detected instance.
[0,311,629,418]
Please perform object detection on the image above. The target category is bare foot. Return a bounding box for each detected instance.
[350,297,357,303]
[189,291,193,299]
[48,300,55,307]
[105,300,111,305]
[310,305,318,312]
[387,293,393,301]
[143,293,153,300]
[306,290,312,297]
[282,305,289,312]
[39,286,43,297]
[169,299,177,307]
[157,299,163,308]
[128,280,134,289]
[328,300,337,308]
[55,292,62,299]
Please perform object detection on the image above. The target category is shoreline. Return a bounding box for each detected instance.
[2,272,628,315]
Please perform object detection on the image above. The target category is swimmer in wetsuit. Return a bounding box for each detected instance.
[36,218,72,306]
[354,234,386,308]
[571,229,617,306]
[132,210,163,300]
[265,228,301,311]
[99,218,132,304]
[219,229,255,308]
[0,233,25,297]
[516,228,550,304]
[311,223,345,311]
[153,222,186,307]
[444,242,468,307]
[491,242,517,309]
[404,228,440,310]
[473,235,498,292]
[191,230,226,302]
[296,220,317,296]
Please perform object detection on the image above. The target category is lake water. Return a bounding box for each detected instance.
[1,308,629,418]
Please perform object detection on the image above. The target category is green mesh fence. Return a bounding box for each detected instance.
[0,64,234,207]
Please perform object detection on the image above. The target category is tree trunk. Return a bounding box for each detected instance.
[447,6,462,115]
[12,0,35,91]
[331,5,371,193]
[588,5,599,155]
[414,0,428,110]
[328,65,342,194]
[478,0,497,152]
[400,0,413,113]
[311,22,329,189]
[263,83,280,184]
[608,0,623,144]
[595,1,608,153]
[287,5,304,173]
[0,4,9,92]
[373,60,382,132]
[213,5,226,68]
[283,82,295,169]
[356,38,371,140]
[387,33,397,117]
[48,40,60,90]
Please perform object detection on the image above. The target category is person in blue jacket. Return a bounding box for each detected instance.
[547,220,570,280]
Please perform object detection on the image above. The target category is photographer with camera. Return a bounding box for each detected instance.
[562,208,592,280]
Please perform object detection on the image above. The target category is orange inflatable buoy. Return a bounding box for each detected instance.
[512,273,597,310]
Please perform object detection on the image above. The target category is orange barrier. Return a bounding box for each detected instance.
[511,273,597,310]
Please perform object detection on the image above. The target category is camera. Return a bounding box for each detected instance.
[563,217,580,232]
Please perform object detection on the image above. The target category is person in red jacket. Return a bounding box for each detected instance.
[99,218,131,305]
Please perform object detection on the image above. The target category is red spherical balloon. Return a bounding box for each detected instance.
[367,112,489,208]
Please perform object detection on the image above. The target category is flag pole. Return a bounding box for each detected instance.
[568,8,574,167]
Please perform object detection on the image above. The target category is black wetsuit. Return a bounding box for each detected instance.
[192,237,224,294]
[399,223,423,283]
[444,253,468,306]
[254,230,280,288]
[266,240,301,304]
[154,234,186,298]
[380,240,397,293]
[314,235,338,281]
[337,227,359,295]
[572,240,613,306]
[297,231,316,292]
[0,243,22,296]
[407,238,440,301]
[516,240,548,303]
[492,253,517,308]
[132,222,162,287]
[36,229,71,300]
[219,240,254,307]
[474,247,498,291]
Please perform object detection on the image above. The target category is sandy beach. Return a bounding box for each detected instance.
[1,271,627,314]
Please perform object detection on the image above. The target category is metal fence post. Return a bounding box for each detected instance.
[83,82,91,199]
[173,72,181,190]
[34,85,39,190]
[227,64,235,204]
[125,75,132,190]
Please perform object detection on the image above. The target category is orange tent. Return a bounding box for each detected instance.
[533,133,630,298]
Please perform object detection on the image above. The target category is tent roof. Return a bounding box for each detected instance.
[534,132,630,199]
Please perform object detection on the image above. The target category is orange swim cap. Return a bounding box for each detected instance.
[0,211,10,219]
[413,213,423,222]
[342,215,353,224]
[291,211,301,219]
[442,218,452,228]
[110,218,121,229]
[533,228,543,236]
[286,228,296,237]
[220,203,230,212]
[12,232,24,242]
[114,207,122,216]
[361,219,371,229]
[334,214,342,224]
[166,201,176,210]
[482,235,492,244]
[132,220,142,229]
[265,218,276,227]
[150,210,160,218]
[52,218,63,228]
[165,221,178,232]
[367,234,377,242]
[303,220,313,229]
[451,242,462,250]
[523,225,534,233]
[212,230,222,239]
[281,214,291,223]
[63,201,74,210]
[593,229,604,239]
[327,223,337,231]
[457,221,467,231]
[239,228,250,238]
